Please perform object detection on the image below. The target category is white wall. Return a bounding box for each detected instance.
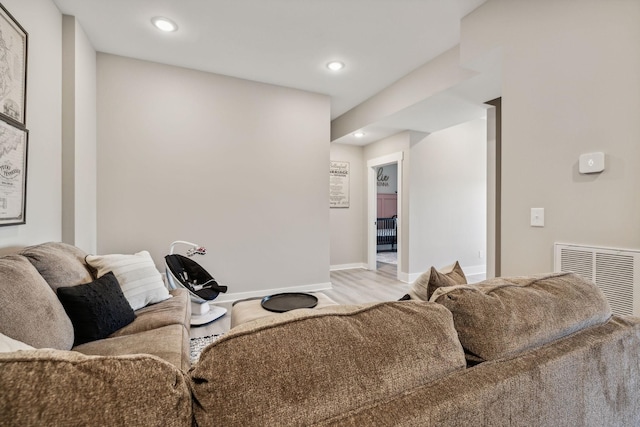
[0,0,62,253]
[409,118,486,277]
[329,144,364,268]
[462,0,640,275]
[97,54,331,298]
[335,121,486,281]
[61,15,97,254]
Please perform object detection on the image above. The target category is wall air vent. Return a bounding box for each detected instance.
[554,243,640,316]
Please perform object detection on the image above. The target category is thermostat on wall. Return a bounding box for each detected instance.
[579,152,605,174]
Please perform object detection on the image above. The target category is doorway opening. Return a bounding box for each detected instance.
[375,163,398,269]
[367,152,403,280]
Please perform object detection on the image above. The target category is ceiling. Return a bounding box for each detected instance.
[54,0,485,106]
[52,0,489,127]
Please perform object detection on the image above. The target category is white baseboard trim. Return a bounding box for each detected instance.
[466,273,486,284]
[397,271,412,283]
[214,282,333,303]
[404,272,420,283]
[463,264,486,276]
[330,263,367,271]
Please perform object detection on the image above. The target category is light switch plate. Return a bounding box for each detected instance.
[531,208,544,227]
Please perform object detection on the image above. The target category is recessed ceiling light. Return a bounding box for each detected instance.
[151,16,178,32]
[354,131,365,138]
[327,61,345,71]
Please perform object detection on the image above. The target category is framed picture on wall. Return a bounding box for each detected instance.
[0,3,28,126]
[330,161,350,208]
[0,118,28,226]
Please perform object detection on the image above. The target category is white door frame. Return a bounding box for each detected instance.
[367,152,404,277]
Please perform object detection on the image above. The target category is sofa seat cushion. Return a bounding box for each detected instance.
[57,272,136,345]
[110,289,189,337]
[190,301,466,427]
[0,255,74,350]
[0,349,192,427]
[432,272,612,361]
[72,324,190,371]
[20,242,94,292]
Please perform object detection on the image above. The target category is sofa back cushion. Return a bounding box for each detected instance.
[0,349,192,427]
[0,255,74,350]
[432,272,612,361]
[190,301,466,427]
[20,242,94,292]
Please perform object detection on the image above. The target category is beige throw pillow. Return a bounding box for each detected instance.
[85,251,171,311]
[409,261,467,301]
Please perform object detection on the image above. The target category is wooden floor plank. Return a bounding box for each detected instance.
[324,263,410,305]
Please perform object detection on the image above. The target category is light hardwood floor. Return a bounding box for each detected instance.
[190,262,410,338]
[323,263,410,305]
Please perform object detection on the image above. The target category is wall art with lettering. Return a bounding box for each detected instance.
[330,161,349,208]
[0,118,27,226]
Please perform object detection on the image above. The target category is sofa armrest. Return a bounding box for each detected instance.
[0,349,192,427]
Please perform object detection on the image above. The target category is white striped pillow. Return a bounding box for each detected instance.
[85,251,171,310]
[0,332,35,353]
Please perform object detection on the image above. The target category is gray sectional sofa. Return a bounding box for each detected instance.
[1,242,640,426]
[0,242,193,426]
[191,276,640,427]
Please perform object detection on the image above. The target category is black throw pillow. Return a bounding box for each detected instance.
[57,271,136,345]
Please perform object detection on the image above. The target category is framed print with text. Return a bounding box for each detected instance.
[330,161,349,208]
[0,3,28,126]
[0,118,27,226]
